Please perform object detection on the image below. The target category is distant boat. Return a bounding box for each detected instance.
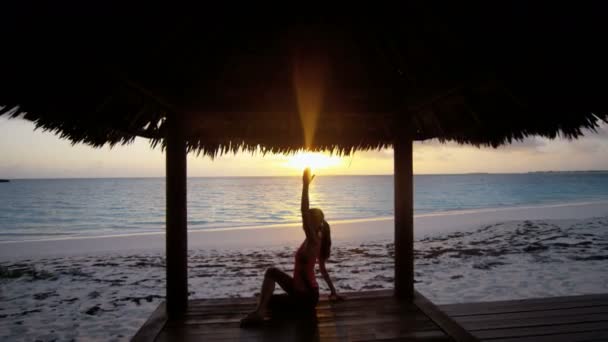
[0,179,9,183]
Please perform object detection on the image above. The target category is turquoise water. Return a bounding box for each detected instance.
[1,172,607,241]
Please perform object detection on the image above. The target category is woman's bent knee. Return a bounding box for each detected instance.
[265,267,280,279]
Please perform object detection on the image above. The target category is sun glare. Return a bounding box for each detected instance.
[285,152,342,171]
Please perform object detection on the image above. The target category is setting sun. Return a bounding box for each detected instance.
[285,152,342,170]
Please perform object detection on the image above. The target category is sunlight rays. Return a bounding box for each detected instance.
[284,152,342,171]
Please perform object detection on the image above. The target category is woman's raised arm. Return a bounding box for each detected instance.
[301,168,316,241]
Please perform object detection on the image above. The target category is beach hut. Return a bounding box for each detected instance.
[2,4,607,341]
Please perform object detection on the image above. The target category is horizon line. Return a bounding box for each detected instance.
[3,169,607,180]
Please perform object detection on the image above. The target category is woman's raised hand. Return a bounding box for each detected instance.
[303,167,315,186]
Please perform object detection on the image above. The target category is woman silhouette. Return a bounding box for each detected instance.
[241,168,343,326]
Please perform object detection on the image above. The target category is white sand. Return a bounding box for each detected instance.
[1,201,607,341]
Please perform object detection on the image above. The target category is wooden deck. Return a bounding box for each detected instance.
[132,291,608,342]
[440,293,608,342]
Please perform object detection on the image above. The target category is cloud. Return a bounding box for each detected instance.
[351,149,393,160]
[565,126,608,154]
[498,137,547,153]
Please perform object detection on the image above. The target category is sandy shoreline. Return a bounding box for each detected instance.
[1,201,607,341]
[1,201,607,259]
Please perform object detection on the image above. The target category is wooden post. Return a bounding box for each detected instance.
[394,133,414,300]
[166,113,188,317]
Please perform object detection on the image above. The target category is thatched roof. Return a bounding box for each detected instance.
[1,3,607,155]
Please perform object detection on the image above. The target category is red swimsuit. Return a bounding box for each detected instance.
[293,241,319,293]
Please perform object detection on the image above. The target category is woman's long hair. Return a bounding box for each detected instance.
[320,220,332,260]
[309,208,332,260]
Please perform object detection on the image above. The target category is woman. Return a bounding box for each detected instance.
[241,168,343,326]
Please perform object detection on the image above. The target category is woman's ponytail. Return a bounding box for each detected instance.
[320,220,332,260]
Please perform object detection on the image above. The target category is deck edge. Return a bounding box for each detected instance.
[131,302,168,342]
[414,290,479,342]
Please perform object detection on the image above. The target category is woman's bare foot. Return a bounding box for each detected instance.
[240,311,265,328]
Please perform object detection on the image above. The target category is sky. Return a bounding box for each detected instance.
[1,116,607,178]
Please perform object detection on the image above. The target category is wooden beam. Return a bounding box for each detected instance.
[165,113,188,317]
[394,132,414,300]
[131,302,168,342]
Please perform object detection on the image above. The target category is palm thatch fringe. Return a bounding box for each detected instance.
[1,4,607,155]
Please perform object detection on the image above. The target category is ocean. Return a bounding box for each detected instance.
[1,172,608,242]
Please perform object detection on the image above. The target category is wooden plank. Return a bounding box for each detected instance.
[473,321,608,340]
[441,298,608,316]
[160,322,350,340]
[367,328,451,341]
[441,299,608,317]
[188,289,393,307]
[176,313,438,331]
[181,307,427,325]
[489,329,608,342]
[165,112,188,317]
[184,301,420,318]
[186,298,419,316]
[189,294,404,309]
[177,314,433,326]
[440,294,608,316]
[441,293,608,308]
[131,302,168,342]
[159,322,444,341]
[446,301,608,317]
[357,332,451,342]
[458,312,608,331]
[394,133,414,299]
[414,290,478,342]
[453,305,608,323]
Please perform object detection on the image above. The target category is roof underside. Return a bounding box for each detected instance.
[1,3,607,155]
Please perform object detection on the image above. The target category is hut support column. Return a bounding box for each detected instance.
[394,133,414,300]
[166,114,188,317]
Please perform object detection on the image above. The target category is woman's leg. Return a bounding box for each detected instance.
[254,267,294,315]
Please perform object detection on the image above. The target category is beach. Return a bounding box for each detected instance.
[1,201,607,341]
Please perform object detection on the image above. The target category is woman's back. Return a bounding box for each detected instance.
[293,241,318,292]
